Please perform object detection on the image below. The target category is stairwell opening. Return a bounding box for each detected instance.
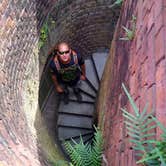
[39,0,120,158]
[0,0,121,165]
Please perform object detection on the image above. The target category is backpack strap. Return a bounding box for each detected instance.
[72,50,78,64]
[54,56,61,71]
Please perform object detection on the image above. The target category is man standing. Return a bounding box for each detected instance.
[49,42,86,104]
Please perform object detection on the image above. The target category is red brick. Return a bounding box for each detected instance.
[147,85,156,110]
[147,0,154,12]
[156,60,166,84]
[154,0,163,18]
[155,27,165,63]
[147,11,155,34]
[120,152,125,166]
[136,2,143,31]
[142,0,148,19]
[128,149,133,166]
[154,11,164,36]
[156,82,166,139]
[115,151,120,166]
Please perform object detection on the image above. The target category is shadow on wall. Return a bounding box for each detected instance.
[32,0,65,165]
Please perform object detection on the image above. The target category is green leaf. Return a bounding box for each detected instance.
[121,108,138,121]
[124,121,139,130]
[122,83,139,116]
[141,125,157,133]
[64,126,103,166]
[139,103,149,119]
[140,118,156,129]
[140,133,156,139]
[123,112,138,123]
[126,126,140,134]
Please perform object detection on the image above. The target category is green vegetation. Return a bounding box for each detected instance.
[121,83,166,166]
[110,0,123,8]
[64,126,103,166]
[120,15,136,41]
[38,22,49,49]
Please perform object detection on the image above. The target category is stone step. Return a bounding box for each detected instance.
[57,114,93,129]
[85,59,99,90]
[92,52,109,80]
[58,101,94,116]
[67,87,95,102]
[58,127,93,141]
[79,80,97,97]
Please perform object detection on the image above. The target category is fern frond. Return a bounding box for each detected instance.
[151,116,166,140]
[91,127,103,166]
[64,126,103,166]
[121,83,157,159]
[139,103,149,119]
[124,121,139,130]
[122,83,139,116]
[122,83,166,166]
[121,108,137,121]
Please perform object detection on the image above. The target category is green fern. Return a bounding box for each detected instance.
[121,83,166,166]
[137,116,166,166]
[109,0,123,8]
[121,83,156,154]
[120,15,136,41]
[64,127,103,166]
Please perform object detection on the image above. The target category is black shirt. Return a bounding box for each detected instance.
[49,52,84,85]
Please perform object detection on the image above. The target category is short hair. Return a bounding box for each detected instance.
[57,42,70,50]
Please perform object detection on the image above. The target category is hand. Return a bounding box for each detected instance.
[56,85,64,93]
[80,75,86,81]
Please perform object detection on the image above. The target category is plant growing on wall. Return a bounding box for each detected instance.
[109,0,123,8]
[38,22,49,49]
[119,15,136,41]
[121,83,166,166]
[64,126,103,166]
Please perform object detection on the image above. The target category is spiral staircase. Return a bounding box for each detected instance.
[42,51,109,156]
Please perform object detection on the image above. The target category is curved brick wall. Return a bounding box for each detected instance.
[98,0,166,165]
[40,0,120,59]
[0,0,64,165]
[0,0,120,165]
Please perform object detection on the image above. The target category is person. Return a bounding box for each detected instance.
[49,42,86,104]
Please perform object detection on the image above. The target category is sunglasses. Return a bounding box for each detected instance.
[58,50,70,55]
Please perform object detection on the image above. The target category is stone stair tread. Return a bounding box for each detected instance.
[68,88,95,102]
[57,114,93,128]
[79,80,96,97]
[92,52,109,80]
[58,127,93,140]
[85,59,99,89]
[58,101,94,116]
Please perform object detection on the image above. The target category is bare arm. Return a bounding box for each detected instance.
[80,64,86,80]
[51,75,64,93]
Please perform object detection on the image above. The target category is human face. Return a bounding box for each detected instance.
[57,44,71,63]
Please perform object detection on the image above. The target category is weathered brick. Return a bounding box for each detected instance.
[98,0,166,165]
[155,27,165,63]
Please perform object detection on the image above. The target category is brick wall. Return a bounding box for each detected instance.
[0,0,121,165]
[40,0,120,58]
[98,0,166,165]
[0,0,59,165]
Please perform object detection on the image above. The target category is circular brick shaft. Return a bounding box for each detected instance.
[0,0,120,165]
